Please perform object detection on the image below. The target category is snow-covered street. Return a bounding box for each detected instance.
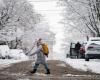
[1,58,100,74]
[0,60,100,80]
[0,0,100,79]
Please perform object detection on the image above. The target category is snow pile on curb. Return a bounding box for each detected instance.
[0,45,29,60]
[64,58,100,74]
[10,49,29,60]
[0,45,29,69]
[0,45,10,57]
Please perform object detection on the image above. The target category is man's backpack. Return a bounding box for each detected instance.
[42,43,49,57]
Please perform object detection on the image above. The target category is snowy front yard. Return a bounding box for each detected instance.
[64,58,100,74]
[0,46,29,69]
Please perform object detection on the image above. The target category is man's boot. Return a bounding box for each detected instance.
[46,69,50,74]
[30,69,37,74]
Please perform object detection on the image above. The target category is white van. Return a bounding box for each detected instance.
[85,37,100,61]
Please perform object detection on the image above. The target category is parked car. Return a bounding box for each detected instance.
[69,42,86,58]
[85,37,100,61]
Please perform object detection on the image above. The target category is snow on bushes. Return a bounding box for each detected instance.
[0,45,28,60]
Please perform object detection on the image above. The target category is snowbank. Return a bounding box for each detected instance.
[0,46,29,69]
[10,49,29,60]
[0,45,29,60]
[64,58,100,74]
[0,45,10,57]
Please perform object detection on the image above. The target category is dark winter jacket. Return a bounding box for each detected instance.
[75,42,81,51]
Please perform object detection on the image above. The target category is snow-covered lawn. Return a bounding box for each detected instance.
[64,58,100,74]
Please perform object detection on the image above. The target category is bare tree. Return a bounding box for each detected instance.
[60,0,100,37]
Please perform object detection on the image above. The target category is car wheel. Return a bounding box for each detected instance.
[85,58,89,61]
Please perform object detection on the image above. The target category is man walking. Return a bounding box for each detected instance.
[30,38,50,74]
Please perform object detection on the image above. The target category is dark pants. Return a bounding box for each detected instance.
[75,50,79,58]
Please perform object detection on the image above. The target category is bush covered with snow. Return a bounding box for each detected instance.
[10,49,29,60]
[0,45,10,59]
[0,45,28,60]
